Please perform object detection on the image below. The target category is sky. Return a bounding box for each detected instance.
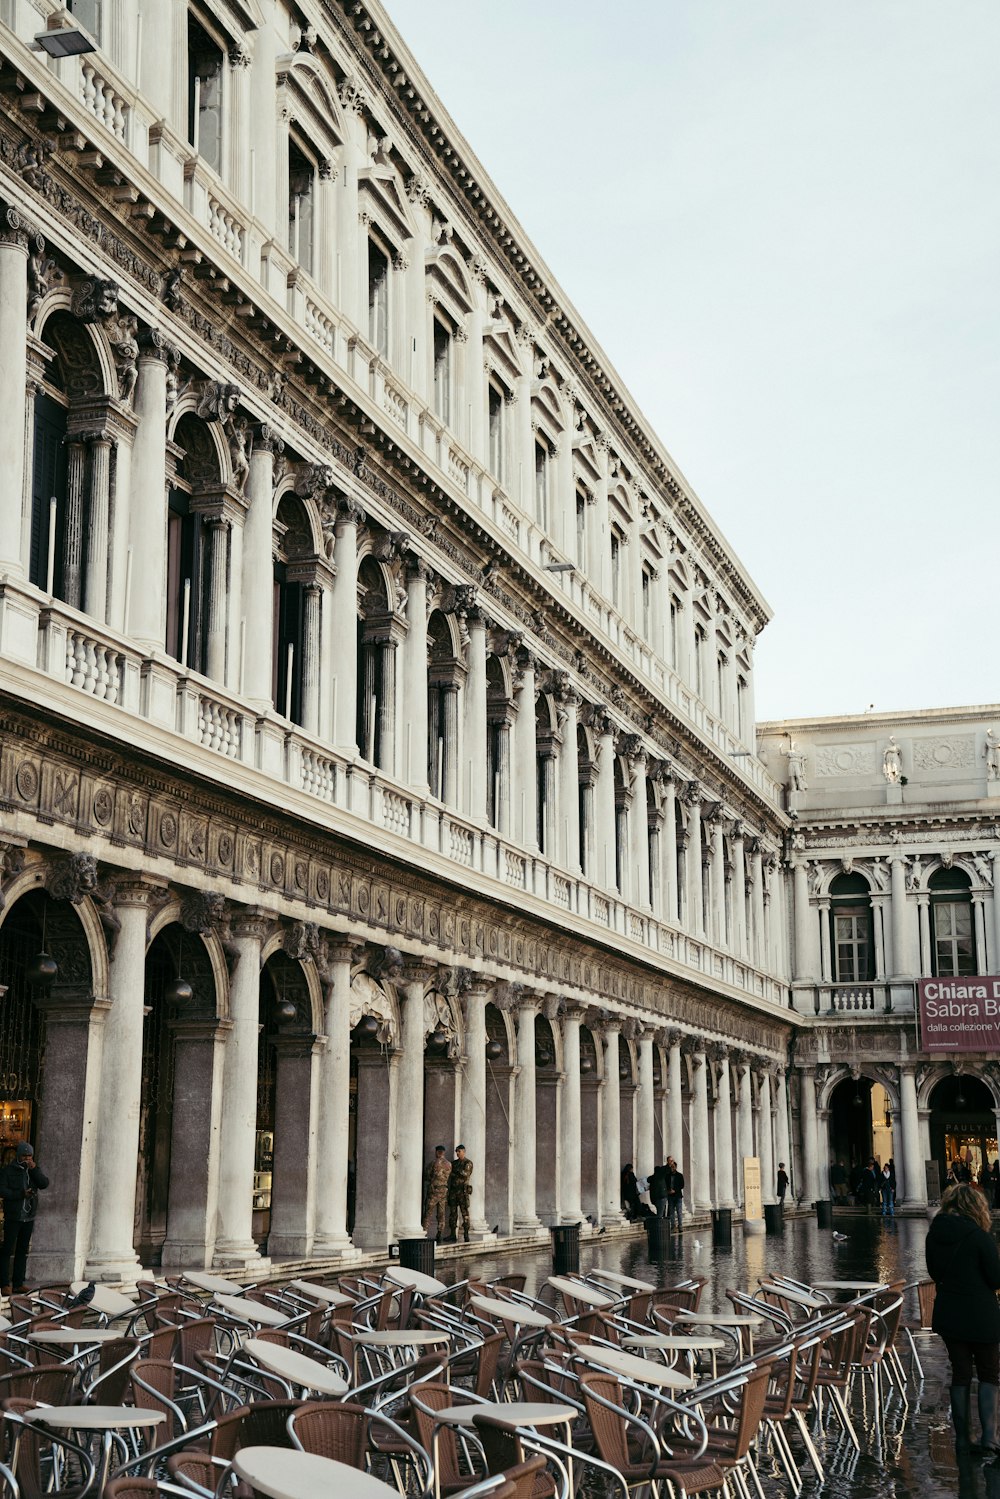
[383,0,1000,722]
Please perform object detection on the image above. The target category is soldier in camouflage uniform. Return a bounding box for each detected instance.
[446,1143,474,1243]
[422,1145,451,1239]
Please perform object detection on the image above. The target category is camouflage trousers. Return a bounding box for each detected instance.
[448,1192,471,1238]
[423,1189,448,1237]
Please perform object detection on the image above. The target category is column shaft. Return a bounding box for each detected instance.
[460,987,491,1235]
[714,1056,734,1206]
[690,1051,711,1210]
[637,1033,656,1182]
[463,613,488,819]
[512,1002,542,1231]
[204,518,229,682]
[242,445,275,705]
[899,1066,926,1206]
[129,353,168,649]
[63,440,87,609]
[83,437,112,621]
[799,1071,820,1206]
[512,660,538,848]
[560,1013,583,1222]
[215,919,267,1267]
[394,978,426,1239]
[557,693,581,872]
[402,564,429,793]
[759,1072,775,1204]
[313,944,355,1253]
[600,1026,623,1223]
[301,585,321,735]
[667,1040,684,1172]
[331,512,360,751]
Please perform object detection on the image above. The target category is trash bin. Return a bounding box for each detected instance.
[398,1238,436,1275]
[764,1202,784,1234]
[815,1199,833,1230]
[550,1222,580,1275]
[646,1216,670,1259]
[711,1207,733,1248]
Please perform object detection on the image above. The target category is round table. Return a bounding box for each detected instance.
[429,1401,577,1428]
[673,1311,763,1355]
[762,1284,825,1308]
[69,1282,136,1319]
[25,1404,164,1490]
[624,1333,726,1377]
[812,1281,887,1292]
[547,1276,619,1308]
[233,1447,400,1499]
[288,1280,354,1308]
[244,1337,348,1397]
[383,1265,448,1296]
[349,1328,451,1383]
[470,1295,551,1329]
[213,1293,290,1327]
[29,1328,124,1346]
[588,1270,657,1293]
[182,1271,248,1296]
[574,1343,695,1390]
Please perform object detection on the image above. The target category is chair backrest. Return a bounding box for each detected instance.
[225,1398,303,1454]
[176,1317,217,1366]
[142,1325,176,1361]
[579,1371,631,1472]
[87,1336,140,1404]
[728,1361,773,1461]
[130,1358,183,1440]
[917,1279,936,1330]
[105,1482,160,1499]
[0,1363,76,1405]
[409,1381,467,1489]
[490,1275,527,1296]
[166,1450,225,1496]
[287,1400,368,1464]
[472,1331,505,1398]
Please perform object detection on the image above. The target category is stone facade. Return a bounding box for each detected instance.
[0,0,798,1280]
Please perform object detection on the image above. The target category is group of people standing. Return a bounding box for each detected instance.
[619,1159,686,1230]
[421,1144,474,1243]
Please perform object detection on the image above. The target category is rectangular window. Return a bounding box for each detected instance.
[694,626,705,697]
[368,240,389,357]
[433,320,451,426]
[575,489,587,569]
[288,138,315,276]
[488,384,505,486]
[933,902,976,977]
[834,909,872,983]
[187,14,224,173]
[610,531,621,609]
[534,442,548,530]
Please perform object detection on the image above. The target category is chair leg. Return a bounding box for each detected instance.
[830,1386,861,1450]
[904,1328,924,1383]
[793,1408,824,1481]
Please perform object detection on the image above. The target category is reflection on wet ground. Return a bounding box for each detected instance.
[434,1215,999,1499]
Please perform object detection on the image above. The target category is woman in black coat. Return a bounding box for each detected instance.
[925,1182,1000,1456]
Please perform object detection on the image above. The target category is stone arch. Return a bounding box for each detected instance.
[919,1062,1000,1112]
[36,305,115,399]
[817,1064,899,1115]
[0,861,107,1001]
[147,899,228,1022]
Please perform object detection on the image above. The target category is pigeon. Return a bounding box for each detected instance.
[491,1225,499,1235]
[67,1282,96,1309]
[692,1239,703,1249]
[598,1227,607,1235]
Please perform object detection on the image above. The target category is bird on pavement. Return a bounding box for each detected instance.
[67,1282,96,1308]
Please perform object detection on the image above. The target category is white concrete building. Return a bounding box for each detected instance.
[0,0,800,1280]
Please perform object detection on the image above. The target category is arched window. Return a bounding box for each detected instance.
[830,872,874,983]
[427,610,460,803]
[166,414,219,673]
[287,135,316,276]
[356,556,396,770]
[929,866,975,977]
[272,495,314,725]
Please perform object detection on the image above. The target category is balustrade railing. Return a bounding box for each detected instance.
[79,61,130,142]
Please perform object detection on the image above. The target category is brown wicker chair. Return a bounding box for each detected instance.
[410,1382,487,1496]
[131,1358,187,1440]
[82,1335,140,1404]
[4,1404,98,1499]
[0,1364,77,1405]
[284,1399,368,1465]
[208,1399,303,1459]
[579,1370,728,1498]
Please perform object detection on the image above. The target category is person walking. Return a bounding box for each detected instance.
[421,1144,451,1239]
[776,1163,789,1205]
[665,1156,685,1233]
[649,1162,668,1219]
[925,1182,1000,1457]
[620,1163,641,1220]
[879,1162,895,1217]
[446,1144,473,1243]
[0,1143,48,1294]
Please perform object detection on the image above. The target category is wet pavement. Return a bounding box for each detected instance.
[431,1214,998,1499]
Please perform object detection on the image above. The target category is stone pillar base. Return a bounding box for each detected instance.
[512,1219,546,1237]
[82,1252,143,1285]
[311,1238,362,1260]
[212,1244,271,1274]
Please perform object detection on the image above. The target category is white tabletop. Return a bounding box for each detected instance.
[0,1315,10,1332]
[29,1328,124,1346]
[244,1338,348,1397]
[812,1280,886,1291]
[574,1344,694,1390]
[383,1265,448,1296]
[470,1295,551,1329]
[288,1280,354,1308]
[624,1334,726,1351]
[431,1401,577,1428]
[69,1283,136,1318]
[588,1270,657,1293]
[25,1406,165,1430]
[234,1447,400,1499]
[350,1329,450,1347]
[761,1284,825,1308]
[183,1271,247,1296]
[674,1313,763,1328]
[547,1276,618,1308]
[213,1293,289,1327]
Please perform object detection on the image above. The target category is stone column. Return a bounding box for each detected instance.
[268,1034,321,1258]
[626,742,650,909]
[378,635,398,775]
[241,433,278,706]
[440,684,460,807]
[300,583,321,735]
[818,900,832,983]
[459,980,493,1237]
[203,516,230,683]
[512,653,538,849]
[736,1058,755,1200]
[403,559,431,794]
[394,965,429,1240]
[637,1030,656,1182]
[791,857,817,981]
[129,334,170,650]
[600,1019,624,1224]
[759,1070,775,1204]
[215,912,269,1269]
[62,439,87,609]
[512,995,543,1232]
[330,497,364,752]
[0,205,29,572]
[593,713,617,892]
[689,1046,711,1211]
[751,843,767,968]
[899,1065,926,1206]
[559,1006,585,1223]
[85,881,158,1279]
[684,787,705,936]
[662,772,679,923]
[799,1069,820,1207]
[731,823,747,957]
[713,1049,735,1207]
[83,434,113,621]
[556,685,581,872]
[667,1032,684,1172]
[463,607,488,820]
[710,813,726,946]
[890,855,915,978]
[312,938,358,1255]
[775,1067,792,1192]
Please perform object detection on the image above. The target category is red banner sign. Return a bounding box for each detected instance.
[917,977,1000,1052]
